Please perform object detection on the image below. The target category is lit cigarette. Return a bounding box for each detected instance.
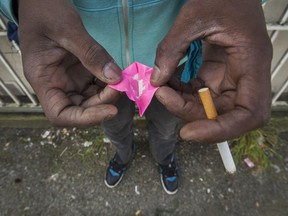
[198,87,236,174]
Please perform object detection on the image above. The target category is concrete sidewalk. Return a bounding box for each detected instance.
[0,114,287,216]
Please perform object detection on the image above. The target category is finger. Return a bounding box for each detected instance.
[19,0,121,84]
[179,107,264,144]
[167,77,193,93]
[166,63,198,93]
[151,3,206,86]
[41,88,117,127]
[156,84,238,120]
[151,0,261,87]
[155,86,205,121]
[179,65,271,143]
[81,86,121,107]
[58,17,122,84]
[54,105,118,127]
[151,35,190,86]
[180,69,271,143]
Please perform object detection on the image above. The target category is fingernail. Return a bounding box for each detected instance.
[155,91,166,106]
[158,96,165,106]
[151,66,160,85]
[103,62,121,82]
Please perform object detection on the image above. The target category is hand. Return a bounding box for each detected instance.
[152,0,273,143]
[18,0,122,127]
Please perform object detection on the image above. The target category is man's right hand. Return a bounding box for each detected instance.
[18,0,122,127]
[152,0,272,143]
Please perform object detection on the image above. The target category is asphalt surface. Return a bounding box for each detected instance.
[0,114,287,216]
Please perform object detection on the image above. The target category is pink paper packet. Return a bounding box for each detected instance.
[109,62,159,117]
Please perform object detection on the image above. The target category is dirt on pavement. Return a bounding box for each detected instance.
[0,114,287,216]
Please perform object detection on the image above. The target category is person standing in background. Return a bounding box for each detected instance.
[0,0,272,194]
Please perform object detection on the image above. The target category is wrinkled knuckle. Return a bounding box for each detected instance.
[22,58,38,82]
[46,114,61,127]
[84,44,104,66]
[156,40,169,57]
[44,107,63,127]
[157,39,186,62]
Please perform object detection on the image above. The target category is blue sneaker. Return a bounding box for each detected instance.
[104,154,127,188]
[159,155,179,195]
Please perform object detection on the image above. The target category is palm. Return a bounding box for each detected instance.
[197,44,237,115]
[23,44,119,127]
[42,51,101,105]
[156,40,271,142]
[18,0,122,127]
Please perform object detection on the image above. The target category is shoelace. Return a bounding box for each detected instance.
[109,158,125,174]
[161,162,177,178]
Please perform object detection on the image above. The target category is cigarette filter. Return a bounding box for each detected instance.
[198,87,236,174]
[198,88,217,120]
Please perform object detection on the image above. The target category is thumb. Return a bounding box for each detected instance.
[151,4,204,86]
[61,22,122,84]
[151,31,190,86]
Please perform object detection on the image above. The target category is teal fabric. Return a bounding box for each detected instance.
[0,0,17,23]
[72,0,187,69]
[181,40,202,83]
[180,0,268,83]
[0,0,268,73]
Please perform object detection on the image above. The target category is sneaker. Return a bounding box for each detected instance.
[104,154,127,188]
[159,155,179,195]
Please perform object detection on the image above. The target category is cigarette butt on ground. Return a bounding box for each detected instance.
[198,87,236,174]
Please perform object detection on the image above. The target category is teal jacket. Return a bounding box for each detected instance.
[0,0,267,82]
[74,0,189,69]
[1,0,187,68]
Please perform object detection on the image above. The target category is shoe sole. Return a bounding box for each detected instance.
[104,172,125,189]
[160,174,178,195]
[104,146,136,189]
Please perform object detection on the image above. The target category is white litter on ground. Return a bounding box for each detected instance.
[83,141,93,147]
[41,131,50,139]
[135,185,140,195]
[60,147,68,157]
[103,137,110,143]
[47,173,59,182]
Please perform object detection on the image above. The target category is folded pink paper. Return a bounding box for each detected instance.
[109,62,159,117]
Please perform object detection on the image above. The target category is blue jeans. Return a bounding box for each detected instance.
[101,95,180,165]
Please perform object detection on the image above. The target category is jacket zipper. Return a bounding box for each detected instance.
[122,0,131,66]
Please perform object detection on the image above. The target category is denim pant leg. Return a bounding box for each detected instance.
[145,97,181,165]
[101,94,135,164]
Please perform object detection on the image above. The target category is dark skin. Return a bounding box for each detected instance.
[18,0,272,142]
[18,0,122,127]
[152,0,272,143]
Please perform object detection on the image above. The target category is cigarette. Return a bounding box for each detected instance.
[198,88,217,120]
[198,87,236,174]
